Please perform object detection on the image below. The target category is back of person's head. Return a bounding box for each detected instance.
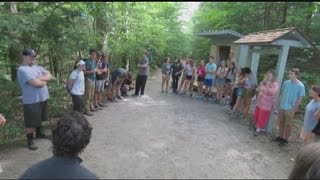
[52,111,92,157]
[89,49,96,55]
[305,158,320,179]
[242,67,251,75]
[288,143,320,179]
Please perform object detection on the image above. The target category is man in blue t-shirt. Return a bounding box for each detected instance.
[273,68,305,146]
[204,56,217,100]
[17,49,53,150]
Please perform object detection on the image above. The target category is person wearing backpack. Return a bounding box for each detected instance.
[67,60,86,113]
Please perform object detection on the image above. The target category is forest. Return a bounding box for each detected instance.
[0,2,319,144]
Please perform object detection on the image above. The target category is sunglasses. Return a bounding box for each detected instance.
[29,54,37,58]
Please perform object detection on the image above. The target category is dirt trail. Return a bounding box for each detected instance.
[0,70,297,179]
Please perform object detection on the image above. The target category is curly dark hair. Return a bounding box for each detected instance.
[52,111,92,157]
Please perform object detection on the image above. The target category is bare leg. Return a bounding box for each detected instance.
[165,76,169,91]
[283,124,292,140]
[279,121,285,138]
[183,80,190,93]
[161,75,165,92]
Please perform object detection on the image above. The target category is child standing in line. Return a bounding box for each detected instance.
[232,68,246,115]
[161,57,171,93]
[196,60,206,99]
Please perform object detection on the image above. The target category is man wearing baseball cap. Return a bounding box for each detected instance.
[17,48,53,150]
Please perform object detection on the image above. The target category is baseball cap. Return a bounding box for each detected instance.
[77,60,86,66]
[22,49,36,56]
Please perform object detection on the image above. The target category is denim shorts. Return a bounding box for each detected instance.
[204,79,213,87]
[217,78,226,85]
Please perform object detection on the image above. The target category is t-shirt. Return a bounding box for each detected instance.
[197,65,206,78]
[19,155,98,179]
[96,60,106,80]
[171,62,183,76]
[280,80,306,110]
[84,59,96,80]
[138,57,149,76]
[205,63,217,79]
[111,68,127,83]
[245,72,258,89]
[186,64,193,76]
[303,100,320,132]
[69,69,85,96]
[162,63,171,75]
[17,64,49,104]
[226,69,236,82]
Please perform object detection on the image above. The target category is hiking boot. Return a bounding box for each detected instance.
[27,134,38,151]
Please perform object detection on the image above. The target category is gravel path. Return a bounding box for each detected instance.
[0,70,296,179]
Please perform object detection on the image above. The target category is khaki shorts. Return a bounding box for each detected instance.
[278,109,294,125]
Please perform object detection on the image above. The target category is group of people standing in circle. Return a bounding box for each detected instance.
[161,55,320,146]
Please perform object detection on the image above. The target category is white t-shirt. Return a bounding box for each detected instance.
[69,69,85,95]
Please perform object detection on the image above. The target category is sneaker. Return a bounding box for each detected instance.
[84,112,94,116]
[272,136,283,142]
[94,106,103,110]
[98,103,108,107]
[253,131,260,136]
[278,139,288,146]
[117,96,124,100]
[90,108,98,112]
[161,90,164,93]
[28,142,38,151]
[131,94,139,97]
[107,97,114,102]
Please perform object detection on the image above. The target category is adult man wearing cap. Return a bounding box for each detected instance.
[94,51,108,109]
[17,48,53,150]
[132,50,149,96]
[83,49,98,116]
[68,60,86,113]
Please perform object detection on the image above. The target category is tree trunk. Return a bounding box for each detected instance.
[281,2,288,27]
[8,3,21,82]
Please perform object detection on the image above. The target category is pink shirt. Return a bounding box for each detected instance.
[256,81,279,111]
[197,65,206,78]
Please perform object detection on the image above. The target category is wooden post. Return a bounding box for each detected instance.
[216,45,220,66]
[251,46,261,76]
[237,45,249,68]
[266,45,290,133]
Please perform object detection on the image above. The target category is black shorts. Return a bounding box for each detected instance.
[197,76,204,82]
[23,101,48,128]
[186,75,192,80]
